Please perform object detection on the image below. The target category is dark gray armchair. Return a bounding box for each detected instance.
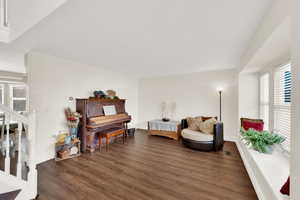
[181,118,224,151]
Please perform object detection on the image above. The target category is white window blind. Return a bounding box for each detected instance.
[260,74,269,130]
[274,64,291,151]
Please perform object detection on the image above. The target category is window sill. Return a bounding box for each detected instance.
[236,138,290,200]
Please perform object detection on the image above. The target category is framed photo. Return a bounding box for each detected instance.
[103,105,117,115]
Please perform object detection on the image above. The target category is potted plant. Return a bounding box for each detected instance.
[240,128,285,153]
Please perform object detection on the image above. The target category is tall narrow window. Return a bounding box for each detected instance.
[260,74,269,130]
[10,85,27,113]
[274,64,291,151]
[0,84,4,105]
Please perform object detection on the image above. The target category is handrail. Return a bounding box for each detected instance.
[3,0,8,27]
[0,104,29,124]
[0,104,37,199]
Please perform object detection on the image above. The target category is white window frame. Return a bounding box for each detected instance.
[258,62,291,154]
[259,73,270,131]
[0,84,4,105]
[9,84,27,113]
[273,63,291,152]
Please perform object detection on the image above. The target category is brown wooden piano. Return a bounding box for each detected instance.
[76,98,131,152]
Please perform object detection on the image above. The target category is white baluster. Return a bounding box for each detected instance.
[4,112,10,174]
[16,122,22,179]
[27,110,37,198]
[0,113,4,156]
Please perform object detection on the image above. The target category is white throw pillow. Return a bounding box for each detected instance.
[199,118,217,135]
[187,116,202,131]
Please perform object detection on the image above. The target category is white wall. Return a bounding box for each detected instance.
[138,69,238,141]
[291,0,300,198]
[239,0,289,72]
[8,0,67,42]
[238,73,259,119]
[26,52,139,163]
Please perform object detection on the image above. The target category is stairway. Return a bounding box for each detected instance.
[0,180,20,200]
[0,104,37,200]
[0,180,21,200]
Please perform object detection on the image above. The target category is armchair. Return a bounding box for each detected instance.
[181,118,224,151]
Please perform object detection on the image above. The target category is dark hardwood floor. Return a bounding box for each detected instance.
[37,130,258,200]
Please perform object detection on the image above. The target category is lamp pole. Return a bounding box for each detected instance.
[219,90,222,122]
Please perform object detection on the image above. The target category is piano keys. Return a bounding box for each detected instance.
[76,98,131,152]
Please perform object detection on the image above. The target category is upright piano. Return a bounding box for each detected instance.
[76,98,131,152]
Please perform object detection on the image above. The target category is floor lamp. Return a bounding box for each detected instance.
[219,90,222,122]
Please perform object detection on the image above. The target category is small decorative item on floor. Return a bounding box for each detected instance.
[127,128,135,136]
[240,128,285,153]
[65,108,81,139]
[55,132,81,161]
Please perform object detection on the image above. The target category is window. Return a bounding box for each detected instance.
[274,64,291,151]
[0,84,4,105]
[10,85,27,113]
[260,74,269,130]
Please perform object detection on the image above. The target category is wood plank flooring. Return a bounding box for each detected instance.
[37,130,258,200]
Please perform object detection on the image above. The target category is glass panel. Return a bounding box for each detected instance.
[13,86,26,98]
[13,100,26,112]
[0,88,3,104]
[284,71,291,103]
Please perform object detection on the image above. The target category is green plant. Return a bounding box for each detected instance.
[240,128,285,153]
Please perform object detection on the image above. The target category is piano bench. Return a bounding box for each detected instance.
[98,128,126,151]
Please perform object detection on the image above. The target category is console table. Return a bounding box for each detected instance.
[148,120,181,140]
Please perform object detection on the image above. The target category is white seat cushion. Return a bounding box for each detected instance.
[181,129,213,142]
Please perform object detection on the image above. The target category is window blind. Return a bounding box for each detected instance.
[274,64,291,152]
[260,74,269,130]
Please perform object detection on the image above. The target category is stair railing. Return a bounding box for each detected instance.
[0,104,37,199]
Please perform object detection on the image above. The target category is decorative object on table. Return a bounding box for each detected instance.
[93,90,107,98]
[280,176,290,196]
[55,135,81,161]
[181,116,223,151]
[240,128,285,153]
[65,108,81,139]
[169,102,177,120]
[162,118,170,122]
[148,119,181,140]
[160,102,170,122]
[106,89,119,99]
